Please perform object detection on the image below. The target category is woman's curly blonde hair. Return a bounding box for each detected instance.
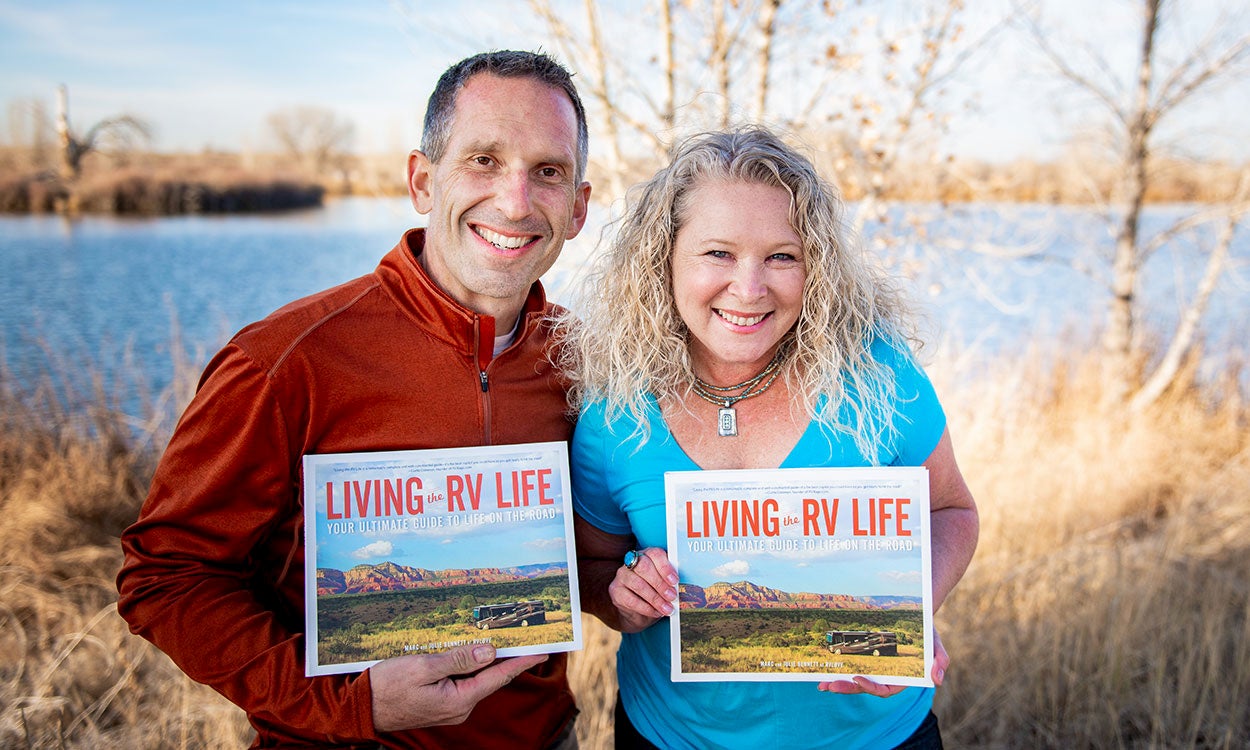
[554,126,919,460]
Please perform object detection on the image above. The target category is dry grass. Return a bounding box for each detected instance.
[3,338,1247,748]
[0,372,253,748]
[569,617,620,750]
[929,341,1250,748]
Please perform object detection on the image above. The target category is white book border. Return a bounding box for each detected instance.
[665,465,933,687]
[302,441,582,677]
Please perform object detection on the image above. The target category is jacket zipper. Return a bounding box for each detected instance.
[475,317,492,445]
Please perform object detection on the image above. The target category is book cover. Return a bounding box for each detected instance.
[302,441,582,677]
[665,466,933,687]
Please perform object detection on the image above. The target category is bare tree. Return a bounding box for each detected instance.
[5,97,54,173]
[1023,0,1250,407]
[792,0,997,237]
[520,0,998,223]
[754,0,783,121]
[266,106,356,178]
[529,0,633,198]
[55,84,150,180]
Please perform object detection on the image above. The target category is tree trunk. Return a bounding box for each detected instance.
[1102,0,1159,402]
[661,0,675,148]
[56,84,78,181]
[582,0,628,198]
[712,0,731,128]
[754,0,782,121]
[1130,200,1242,411]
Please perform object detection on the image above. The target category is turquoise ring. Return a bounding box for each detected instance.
[624,549,641,570]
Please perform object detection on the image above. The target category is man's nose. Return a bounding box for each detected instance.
[495,169,534,221]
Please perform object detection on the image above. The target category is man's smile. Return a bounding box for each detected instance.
[473,225,539,250]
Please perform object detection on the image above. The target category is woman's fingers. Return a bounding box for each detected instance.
[610,547,677,618]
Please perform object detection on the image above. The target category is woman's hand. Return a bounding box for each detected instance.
[817,628,948,697]
[608,547,680,632]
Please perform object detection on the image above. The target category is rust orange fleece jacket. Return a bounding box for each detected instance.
[117,229,576,748]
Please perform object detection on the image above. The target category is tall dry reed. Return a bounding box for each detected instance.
[569,618,621,750]
[929,341,1250,747]
[0,366,253,747]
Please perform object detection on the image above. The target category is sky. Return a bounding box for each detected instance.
[1,1,1247,163]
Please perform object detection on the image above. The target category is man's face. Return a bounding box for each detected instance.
[407,73,590,323]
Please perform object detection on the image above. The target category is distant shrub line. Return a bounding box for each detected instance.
[0,170,323,215]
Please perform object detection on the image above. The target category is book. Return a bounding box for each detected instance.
[665,466,933,687]
[302,441,582,677]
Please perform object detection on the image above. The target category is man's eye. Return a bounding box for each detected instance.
[539,167,561,179]
[473,156,493,166]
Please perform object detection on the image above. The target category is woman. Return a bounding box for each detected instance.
[558,127,978,749]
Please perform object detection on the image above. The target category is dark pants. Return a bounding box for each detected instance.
[613,692,943,749]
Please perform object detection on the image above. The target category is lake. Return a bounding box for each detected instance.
[1,197,1245,417]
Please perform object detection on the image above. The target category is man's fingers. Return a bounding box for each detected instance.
[411,643,497,682]
[370,648,547,732]
[453,654,549,703]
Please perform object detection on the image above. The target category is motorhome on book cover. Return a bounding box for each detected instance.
[824,630,899,656]
[473,600,547,629]
[665,466,935,687]
[302,442,582,677]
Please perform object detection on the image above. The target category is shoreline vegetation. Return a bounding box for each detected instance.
[2,333,1246,747]
[1,148,1247,216]
[0,162,325,217]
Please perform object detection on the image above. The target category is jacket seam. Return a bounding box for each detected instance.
[269,282,380,376]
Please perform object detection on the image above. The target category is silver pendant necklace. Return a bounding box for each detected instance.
[690,351,785,437]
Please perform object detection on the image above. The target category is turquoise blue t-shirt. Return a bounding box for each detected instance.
[571,339,946,750]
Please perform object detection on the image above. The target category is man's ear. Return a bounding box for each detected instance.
[564,181,592,240]
[407,150,434,214]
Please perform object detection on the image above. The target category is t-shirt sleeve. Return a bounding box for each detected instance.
[570,401,634,536]
[879,337,947,466]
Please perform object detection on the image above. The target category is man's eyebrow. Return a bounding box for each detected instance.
[458,138,503,155]
[456,138,576,168]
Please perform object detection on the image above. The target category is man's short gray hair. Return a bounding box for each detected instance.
[422,50,589,183]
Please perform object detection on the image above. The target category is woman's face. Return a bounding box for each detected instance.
[671,179,806,381]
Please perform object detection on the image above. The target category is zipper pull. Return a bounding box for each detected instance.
[480,371,489,392]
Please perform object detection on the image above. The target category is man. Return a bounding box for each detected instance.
[117,50,592,749]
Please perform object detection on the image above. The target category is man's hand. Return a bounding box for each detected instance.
[369,644,548,732]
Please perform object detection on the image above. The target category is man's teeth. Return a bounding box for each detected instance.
[718,310,767,326]
[476,227,531,249]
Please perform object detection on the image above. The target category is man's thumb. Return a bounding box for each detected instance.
[433,643,497,677]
